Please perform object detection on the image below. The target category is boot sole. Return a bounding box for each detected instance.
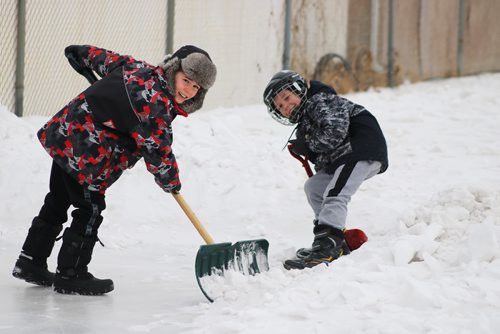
[284,256,336,270]
[283,261,306,270]
[53,278,114,295]
[54,286,114,295]
[12,262,54,287]
[12,270,53,287]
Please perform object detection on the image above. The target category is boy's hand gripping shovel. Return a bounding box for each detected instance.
[172,193,269,302]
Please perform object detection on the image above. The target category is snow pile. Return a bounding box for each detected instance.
[1,73,500,333]
[399,187,500,266]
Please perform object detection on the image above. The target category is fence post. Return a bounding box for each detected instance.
[387,0,395,87]
[457,0,465,76]
[15,0,26,117]
[166,0,175,55]
[282,0,292,69]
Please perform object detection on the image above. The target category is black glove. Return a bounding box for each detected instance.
[289,138,318,163]
[65,46,98,84]
[289,138,310,156]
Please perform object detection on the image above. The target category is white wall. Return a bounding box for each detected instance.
[291,0,349,78]
[172,0,285,111]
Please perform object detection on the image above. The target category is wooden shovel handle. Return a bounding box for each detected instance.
[172,192,215,245]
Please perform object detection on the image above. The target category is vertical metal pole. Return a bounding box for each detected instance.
[457,0,465,76]
[282,0,292,69]
[166,0,175,55]
[387,0,395,87]
[15,0,26,117]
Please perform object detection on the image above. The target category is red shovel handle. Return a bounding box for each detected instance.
[287,144,314,177]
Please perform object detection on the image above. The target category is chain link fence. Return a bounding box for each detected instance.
[2,0,168,117]
[0,0,18,114]
[1,0,500,117]
[1,0,284,117]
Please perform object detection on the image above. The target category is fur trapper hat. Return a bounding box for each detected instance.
[158,45,217,113]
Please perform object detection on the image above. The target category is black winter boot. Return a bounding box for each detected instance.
[295,220,320,259]
[295,222,351,259]
[285,225,347,270]
[53,228,113,295]
[295,241,351,260]
[12,218,62,286]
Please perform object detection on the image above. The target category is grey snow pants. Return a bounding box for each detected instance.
[304,160,382,230]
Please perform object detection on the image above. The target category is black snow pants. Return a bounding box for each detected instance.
[37,161,106,237]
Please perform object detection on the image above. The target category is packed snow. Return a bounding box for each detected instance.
[1,73,500,333]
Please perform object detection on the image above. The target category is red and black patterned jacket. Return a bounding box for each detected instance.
[38,45,186,194]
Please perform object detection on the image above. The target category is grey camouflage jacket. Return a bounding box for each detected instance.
[296,81,388,174]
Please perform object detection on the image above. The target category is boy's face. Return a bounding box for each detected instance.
[273,89,302,118]
[174,71,201,104]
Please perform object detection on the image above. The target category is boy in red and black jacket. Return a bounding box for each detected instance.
[13,45,217,295]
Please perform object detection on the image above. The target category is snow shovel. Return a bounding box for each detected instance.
[172,192,269,302]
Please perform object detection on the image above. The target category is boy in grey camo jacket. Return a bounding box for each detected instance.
[263,70,388,270]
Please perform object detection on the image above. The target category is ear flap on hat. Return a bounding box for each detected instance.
[158,54,179,98]
[179,88,208,114]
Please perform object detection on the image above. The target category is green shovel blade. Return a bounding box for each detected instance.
[195,239,269,302]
